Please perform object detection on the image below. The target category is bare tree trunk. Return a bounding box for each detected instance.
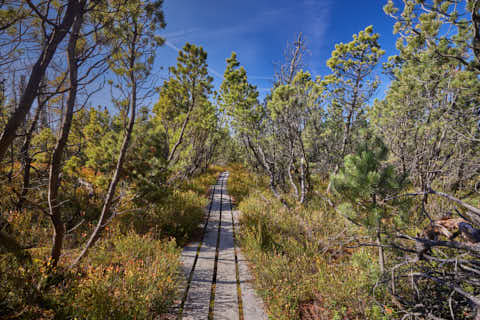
[0,0,83,161]
[375,197,385,273]
[71,81,136,268]
[167,79,196,165]
[244,135,266,171]
[288,157,299,199]
[17,101,43,210]
[257,142,280,198]
[326,64,363,194]
[298,135,310,204]
[70,27,139,268]
[244,135,281,197]
[299,157,306,204]
[327,108,354,194]
[429,188,480,223]
[17,82,47,210]
[376,230,385,274]
[48,13,83,267]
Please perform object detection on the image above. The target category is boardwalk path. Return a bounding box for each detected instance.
[178,172,267,320]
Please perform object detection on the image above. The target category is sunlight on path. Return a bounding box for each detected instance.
[178,172,267,320]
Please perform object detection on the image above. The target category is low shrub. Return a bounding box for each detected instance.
[229,165,386,319]
[117,189,206,246]
[66,233,180,319]
[0,166,222,319]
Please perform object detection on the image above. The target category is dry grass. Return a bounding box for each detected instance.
[227,165,390,320]
[0,166,224,319]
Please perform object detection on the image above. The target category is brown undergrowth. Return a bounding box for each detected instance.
[0,166,223,319]
[227,164,390,320]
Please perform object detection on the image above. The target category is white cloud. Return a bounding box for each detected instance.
[162,3,333,82]
[303,0,332,46]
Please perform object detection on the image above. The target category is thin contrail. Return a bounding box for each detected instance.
[164,40,181,52]
[164,41,223,79]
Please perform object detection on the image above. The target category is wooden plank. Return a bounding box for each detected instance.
[213,196,239,320]
[182,178,224,320]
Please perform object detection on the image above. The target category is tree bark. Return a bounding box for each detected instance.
[327,65,362,194]
[70,25,139,268]
[288,157,299,199]
[167,79,196,165]
[299,157,306,204]
[48,12,83,267]
[377,230,385,273]
[17,91,46,210]
[0,0,83,162]
[327,107,354,194]
[429,188,480,222]
[298,133,310,203]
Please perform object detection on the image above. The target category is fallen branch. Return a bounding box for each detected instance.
[429,188,480,218]
[397,233,480,255]
[409,271,480,307]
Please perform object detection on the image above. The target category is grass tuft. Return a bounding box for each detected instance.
[227,164,387,320]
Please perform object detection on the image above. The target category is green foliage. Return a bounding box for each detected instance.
[0,233,180,320]
[118,189,205,245]
[100,0,165,79]
[320,26,385,170]
[370,32,480,189]
[0,253,46,319]
[218,52,262,136]
[154,43,218,175]
[125,119,169,204]
[229,166,383,319]
[31,127,56,165]
[332,135,396,200]
[268,70,321,122]
[155,43,213,120]
[218,52,270,174]
[331,133,403,230]
[384,0,480,72]
[326,25,385,75]
[0,166,221,318]
[1,0,479,318]
[83,107,121,178]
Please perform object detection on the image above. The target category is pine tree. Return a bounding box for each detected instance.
[268,71,322,203]
[218,52,262,136]
[384,0,480,72]
[153,43,214,173]
[71,0,166,267]
[331,132,402,272]
[323,26,385,191]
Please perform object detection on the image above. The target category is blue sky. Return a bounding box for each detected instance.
[154,0,400,99]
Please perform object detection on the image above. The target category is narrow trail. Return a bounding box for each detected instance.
[178,172,267,320]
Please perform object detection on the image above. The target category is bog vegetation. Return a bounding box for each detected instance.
[0,0,480,319]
